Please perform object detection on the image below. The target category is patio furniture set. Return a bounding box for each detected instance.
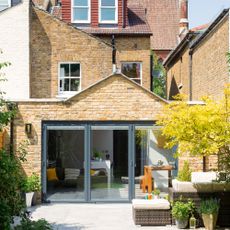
[133,170,230,227]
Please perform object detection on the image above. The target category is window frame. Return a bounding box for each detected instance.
[58,62,82,96]
[0,0,11,11]
[71,0,91,23]
[121,62,143,85]
[99,0,118,24]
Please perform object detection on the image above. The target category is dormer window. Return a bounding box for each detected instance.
[72,0,90,23]
[99,0,118,24]
[0,0,11,11]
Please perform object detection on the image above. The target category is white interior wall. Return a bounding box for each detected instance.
[148,130,176,190]
[92,130,113,163]
[0,0,30,99]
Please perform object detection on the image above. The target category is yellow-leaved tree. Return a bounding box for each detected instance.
[157,85,230,174]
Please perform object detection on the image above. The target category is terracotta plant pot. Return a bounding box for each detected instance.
[175,219,188,229]
[202,213,218,230]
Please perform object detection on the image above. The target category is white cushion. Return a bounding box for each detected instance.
[65,168,80,180]
[132,199,170,210]
[172,179,198,192]
[191,172,217,183]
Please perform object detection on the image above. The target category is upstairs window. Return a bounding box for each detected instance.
[99,0,118,24]
[59,63,81,95]
[72,0,90,23]
[121,62,142,85]
[0,0,10,11]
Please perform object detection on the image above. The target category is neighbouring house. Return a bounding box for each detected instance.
[164,9,229,101]
[0,0,192,203]
[163,9,230,172]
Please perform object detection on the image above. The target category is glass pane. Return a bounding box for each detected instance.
[121,63,141,79]
[73,8,88,21]
[73,0,88,6]
[70,64,80,77]
[91,126,129,201]
[60,64,69,77]
[134,127,177,199]
[101,8,115,21]
[46,129,85,201]
[70,79,80,91]
[101,0,115,6]
[64,79,70,91]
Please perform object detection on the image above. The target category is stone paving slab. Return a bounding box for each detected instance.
[30,203,230,230]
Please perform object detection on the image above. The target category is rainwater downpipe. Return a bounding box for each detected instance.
[112,35,117,73]
[122,0,125,28]
[189,50,193,101]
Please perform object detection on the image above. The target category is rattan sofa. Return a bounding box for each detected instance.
[170,175,230,227]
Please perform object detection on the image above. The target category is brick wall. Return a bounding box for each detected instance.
[30,7,112,98]
[99,35,151,90]
[14,74,165,175]
[178,153,218,172]
[167,15,229,101]
[192,16,229,101]
[166,48,190,100]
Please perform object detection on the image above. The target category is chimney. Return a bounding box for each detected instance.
[179,0,189,40]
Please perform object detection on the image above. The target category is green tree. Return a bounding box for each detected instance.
[152,52,166,99]
[157,87,230,172]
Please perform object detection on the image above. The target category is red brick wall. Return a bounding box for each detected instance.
[62,0,71,23]
[118,0,122,27]
[91,0,98,27]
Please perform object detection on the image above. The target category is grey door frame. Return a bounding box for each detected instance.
[42,121,154,203]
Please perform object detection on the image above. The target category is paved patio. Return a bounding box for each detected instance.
[30,203,229,230]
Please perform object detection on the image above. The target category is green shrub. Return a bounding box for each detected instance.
[177,161,192,181]
[199,198,220,214]
[172,199,194,220]
[0,149,26,228]
[23,173,41,192]
[0,200,11,230]
[152,189,161,196]
[14,218,52,230]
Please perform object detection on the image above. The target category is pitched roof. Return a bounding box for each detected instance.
[190,9,229,50]
[128,0,180,50]
[81,4,152,35]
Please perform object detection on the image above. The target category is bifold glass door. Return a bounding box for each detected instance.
[90,126,129,201]
[43,123,160,202]
[45,126,86,202]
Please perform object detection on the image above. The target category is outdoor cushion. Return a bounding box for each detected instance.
[191,172,217,183]
[132,199,170,210]
[172,179,197,192]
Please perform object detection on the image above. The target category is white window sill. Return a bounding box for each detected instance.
[56,92,79,99]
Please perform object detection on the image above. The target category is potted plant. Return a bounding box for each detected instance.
[152,189,161,199]
[172,199,194,229]
[199,198,220,230]
[23,173,41,208]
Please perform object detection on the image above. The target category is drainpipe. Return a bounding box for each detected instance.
[189,50,193,101]
[122,0,126,28]
[150,53,153,91]
[112,35,117,73]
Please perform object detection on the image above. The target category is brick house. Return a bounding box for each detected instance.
[163,9,230,172]
[0,0,185,203]
[164,9,230,101]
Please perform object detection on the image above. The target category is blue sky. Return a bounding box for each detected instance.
[189,0,230,28]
